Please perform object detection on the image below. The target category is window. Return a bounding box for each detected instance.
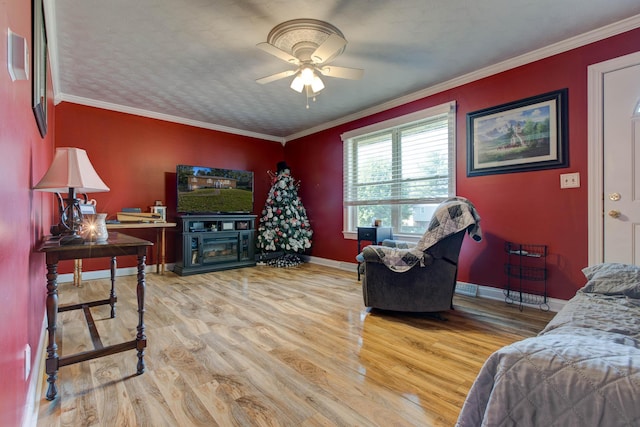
[342,101,456,237]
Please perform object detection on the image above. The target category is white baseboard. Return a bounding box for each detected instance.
[457,280,566,312]
[57,256,567,312]
[306,257,567,312]
[57,263,176,283]
[23,313,47,427]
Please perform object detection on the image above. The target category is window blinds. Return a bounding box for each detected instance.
[343,103,455,207]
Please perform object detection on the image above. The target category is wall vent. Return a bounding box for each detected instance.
[455,282,478,297]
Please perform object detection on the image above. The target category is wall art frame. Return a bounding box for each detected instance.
[466,88,568,177]
[32,0,48,138]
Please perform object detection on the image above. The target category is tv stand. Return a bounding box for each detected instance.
[174,214,256,275]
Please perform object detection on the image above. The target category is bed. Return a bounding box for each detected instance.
[456,263,640,427]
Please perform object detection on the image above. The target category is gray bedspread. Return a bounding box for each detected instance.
[456,292,640,426]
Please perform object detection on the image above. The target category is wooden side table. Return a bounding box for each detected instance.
[38,232,153,400]
[357,226,393,280]
[106,221,176,274]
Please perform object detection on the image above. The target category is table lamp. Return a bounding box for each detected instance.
[34,147,110,244]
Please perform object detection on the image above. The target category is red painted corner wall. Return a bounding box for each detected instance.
[54,103,285,273]
[1,0,54,425]
[284,28,640,301]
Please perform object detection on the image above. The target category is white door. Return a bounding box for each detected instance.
[603,62,640,263]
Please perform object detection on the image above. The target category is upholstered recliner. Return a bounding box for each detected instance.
[358,197,481,313]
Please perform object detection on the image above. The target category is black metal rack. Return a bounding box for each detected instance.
[504,242,549,311]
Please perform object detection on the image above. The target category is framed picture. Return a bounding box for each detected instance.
[467,89,568,176]
[32,0,48,138]
[151,205,167,222]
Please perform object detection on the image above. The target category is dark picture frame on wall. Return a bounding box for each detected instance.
[32,0,47,138]
[466,89,568,177]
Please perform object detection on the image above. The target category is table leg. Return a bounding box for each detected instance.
[160,227,166,274]
[74,259,82,287]
[155,229,160,274]
[135,254,147,374]
[109,256,117,318]
[45,262,59,401]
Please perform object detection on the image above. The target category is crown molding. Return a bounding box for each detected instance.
[57,94,286,144]
[283,13,640,142]
[48,10,640,145]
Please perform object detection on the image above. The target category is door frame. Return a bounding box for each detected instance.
[587,51,640,265]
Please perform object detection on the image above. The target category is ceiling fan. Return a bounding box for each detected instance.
[256,19,364,107]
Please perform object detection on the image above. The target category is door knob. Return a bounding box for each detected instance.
[609,193,621,201]
[608,210,621,218]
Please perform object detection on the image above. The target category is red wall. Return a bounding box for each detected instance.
[1,0,54,425]
[1,4,637,423]
[54,104,285,272]
[285,28,640,301]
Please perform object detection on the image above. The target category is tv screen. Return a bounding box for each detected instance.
[176,164,254,214]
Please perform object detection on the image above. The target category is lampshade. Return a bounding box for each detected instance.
[34,147,110,193]
[311,75,325,93]
[300,67,315,85]
[290,75,304,93]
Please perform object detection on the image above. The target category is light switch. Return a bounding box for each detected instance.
[7,28,29,81]
[560,172,580,189]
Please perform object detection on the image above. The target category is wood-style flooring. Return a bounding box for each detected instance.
[36,263,555,426]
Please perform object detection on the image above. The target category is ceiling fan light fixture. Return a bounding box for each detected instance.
[256,19,363,108]
[311,75,325,93]
[290,75,304,93]
[300,67,315,85]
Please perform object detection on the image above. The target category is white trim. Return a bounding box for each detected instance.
[56,263,175,283]
[340,101,454,141]
[23,314,47,427]
[46,13,640,144]
[286,15,640,142]
[460,281,566,313]
[56,94,286,144]
[587,51,640,265]
[341,103,456,235]
[304,256,566,312]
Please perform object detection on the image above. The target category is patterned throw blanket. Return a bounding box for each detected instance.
[359,197,482,272]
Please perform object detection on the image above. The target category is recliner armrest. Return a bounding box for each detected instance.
[360,245,434,266]
[381,239,416,249]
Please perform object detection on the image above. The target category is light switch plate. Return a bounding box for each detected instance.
[24,344,31,380]
[7,28,29,81]
[560,172,580,188]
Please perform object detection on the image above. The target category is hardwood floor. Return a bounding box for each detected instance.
[36,263,554,426]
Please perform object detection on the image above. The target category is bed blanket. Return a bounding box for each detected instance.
[359,197,482,272]
[456,292,640,427]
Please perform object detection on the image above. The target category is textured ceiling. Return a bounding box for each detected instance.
[48,0,640,141]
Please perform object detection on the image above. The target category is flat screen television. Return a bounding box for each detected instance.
[176,164,254,214]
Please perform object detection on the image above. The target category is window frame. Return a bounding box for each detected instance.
[341,101,456,241]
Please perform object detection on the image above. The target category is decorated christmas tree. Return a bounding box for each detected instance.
[256,162,313,267]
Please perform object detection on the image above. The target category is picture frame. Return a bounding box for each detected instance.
[32,0,48,138]
[466,89,568,177]
[150,205,167,222]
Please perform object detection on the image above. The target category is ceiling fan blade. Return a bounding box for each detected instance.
[311,34,347,64]
[256,69,297,84]
[256,42,300,65]
[318,65,364,80]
